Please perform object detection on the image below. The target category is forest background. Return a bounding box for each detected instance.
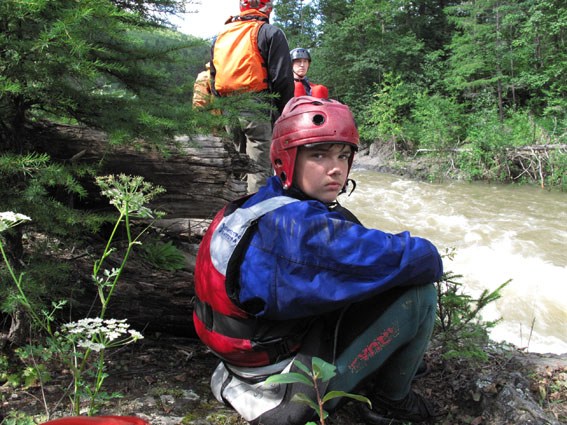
[0,0,566,422]
[2,0,566,192]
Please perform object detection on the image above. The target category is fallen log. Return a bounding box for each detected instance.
[28,122,258,336]
[33,122,251,219]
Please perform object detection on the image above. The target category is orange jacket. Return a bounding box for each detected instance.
[210,10,294,115]
[212,11,268,95]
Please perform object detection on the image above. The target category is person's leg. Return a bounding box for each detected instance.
[251,319,335,425]
[326,284,437,407]
[224,113,248,182]
[239,114,273,193]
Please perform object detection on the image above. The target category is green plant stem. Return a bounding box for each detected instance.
[71,344,84,415]
[94,211,125,310]
[0,242,48,333]
[88,349,106,415]
[313,376,325,425]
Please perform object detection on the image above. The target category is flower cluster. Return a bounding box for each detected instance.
[95,174,165,218]
[0,212,31,233]
[61,318,143,352]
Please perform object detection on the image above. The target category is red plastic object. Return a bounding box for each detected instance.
[42,416,150,425]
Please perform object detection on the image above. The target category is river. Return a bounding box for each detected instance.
[339,170,567,354]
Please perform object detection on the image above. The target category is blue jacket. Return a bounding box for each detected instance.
[236,176,443,320]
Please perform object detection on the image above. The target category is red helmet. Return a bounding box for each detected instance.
[270,96,359,189]
[240,0,273,15]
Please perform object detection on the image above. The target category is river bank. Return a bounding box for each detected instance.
[1,229,566,425]
[2,332,565,425]
[1,138,565,424]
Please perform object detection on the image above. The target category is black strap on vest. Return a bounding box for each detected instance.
[295,77,312,96]
[330,203,363,225]
[195,298,304,363]
[195,298,260,340]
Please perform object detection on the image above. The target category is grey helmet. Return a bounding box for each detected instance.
[290,48,311,62]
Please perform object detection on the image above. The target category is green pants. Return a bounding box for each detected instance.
[253,283,437,424]
[225,103,273,194]
[328,283,437,403]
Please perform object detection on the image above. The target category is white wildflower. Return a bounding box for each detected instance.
[106,331,122,341]
[77,341,106,352]
[0,212,31,232]
[61,317,143,350]
[129,329,143,341]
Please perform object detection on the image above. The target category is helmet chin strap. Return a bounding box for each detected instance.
[339,178,357,197]
[286,178,357,203]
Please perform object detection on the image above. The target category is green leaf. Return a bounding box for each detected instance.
[322,390,372,408]
[292,359,312,376]
[265,372,312,387]
[291,392,320,413]
[311,357,336,382]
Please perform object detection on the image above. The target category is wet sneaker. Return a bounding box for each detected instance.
[358,390,437,424]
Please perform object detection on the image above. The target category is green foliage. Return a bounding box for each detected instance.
[273,0,321,49]
[1,410,39,425]
[141,239,186,271]
[0,175,161,416]
[266,357,371,425]
[0,152,108,238]
[12,346,53,389]
[546,150,567,191]
[0,257,71,329]
[456,107,510,181]
[359,73,414,147]
[435,249,511,362]
[453,107,567,184]
[0,0,207,150]
[408,93,465,150]
[300,0,567,189]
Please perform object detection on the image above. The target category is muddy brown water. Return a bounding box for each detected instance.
[340,171,567,354]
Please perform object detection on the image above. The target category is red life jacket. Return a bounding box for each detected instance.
[311,84,329,99]
[193,195,307,367]
[294,79,329,98]
[211,11,269,96]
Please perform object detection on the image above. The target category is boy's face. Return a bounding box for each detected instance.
[293,143,352,203]
[293,59,310,79]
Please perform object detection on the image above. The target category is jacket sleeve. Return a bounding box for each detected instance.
[258,24,294,115]
[238,201,444,320]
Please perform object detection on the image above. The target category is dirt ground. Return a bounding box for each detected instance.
[2,332,565,425]
[1,228,565,424]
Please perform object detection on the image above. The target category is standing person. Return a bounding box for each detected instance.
[193,96,443,425]
[192,62,215,111]
[211,0,294,193]
[291,47,329,98]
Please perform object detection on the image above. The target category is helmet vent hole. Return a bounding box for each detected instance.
[312,114,325,126]
[274,159,282,166]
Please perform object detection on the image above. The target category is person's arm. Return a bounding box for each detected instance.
[238,201,443,320]
[258,24,294,114]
